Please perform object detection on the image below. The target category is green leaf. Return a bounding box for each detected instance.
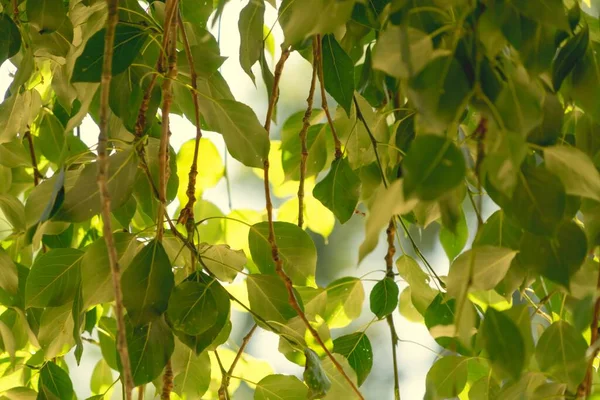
[0,90,42,144]
[332,333,373,386]
[171,340,211,399]
[0,139,30,168]
[513,0,569,31]
[248,222,317,286]
[446,246,518,301]
[0,194,26,234]
[402,135,466,201]
[90,359,113,395]
[0,14,21,65]
[358,179,417,261]
[198,99,269,168]
[518,221,587,287]
[481,130,527,198]
[199,244,246,283]
[323,277,364,329]
[439,207,468,261]
[255,374,308,400]
[72,24,149,83]
[552,25,589,91]
[535,321,587,391]
[54,149,138,222]
[369,277,399,319]
[321,34,354,115]
[473,210,522,250]
[246,274,298,327]
[121,239,174,326]
[0,248,18,296]
[281,123,329,180]
[38,362,74,400]
[25,248,84,308]
[72,282,84,364]
[239,0,265,82]
[37,112,65,165]
[396,255,437,314]
[303,348,331,399]
[480,308,525,380]
[176,138,223,205]
[313,157,361,224]
[167,281,219,336]
[26,0,66,34]
[321,354,358,399]
[372,25,445,79]
[122,316,175,386]
[425,356,468,399]
[81,232,139,307]
[545,145,600,202]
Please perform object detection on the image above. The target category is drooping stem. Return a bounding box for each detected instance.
[578,266,600,397]
[24,130,41,186]
[156,1,179,241]
[97,0,134,398]
[176,13,204,228]
[263,47,364,400]
[297,39,319,228]
[385,220,401,400]
[160,359,173,400]
[218,324,258,399]
[316,35,342,160]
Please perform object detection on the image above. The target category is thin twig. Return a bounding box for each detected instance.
[218,324,258,398]
[263,48,364,400]
[97,0,133,397]
[160,359,173,400]
[579,267,600,397]
[24,130,42,186]
[176,12,204,228]
[385,220,401,400]
[138,385,145,400]
[298,39,318,228]
[316,35,342,160]
[156,1,179,240]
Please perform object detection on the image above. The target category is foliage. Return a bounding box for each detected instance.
[0,0,600,399]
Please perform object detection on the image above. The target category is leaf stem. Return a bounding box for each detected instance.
[263,48,364,400]
[316,35,342,160]
[24,130,42,186]
[97,0,134,397]
[385,220,401,400]
[156,1,179,241]
[176,12,204,228]
[298,39,319,228]
[218,324,258,399]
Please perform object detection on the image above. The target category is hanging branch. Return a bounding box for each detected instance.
[218,324,258,399]
[24,130,42,186]
[263,47,364,400]
[156,1,179,241]
[315,35,342,160]
[579,266,600,397]
[176,12,203,263]
[160,360,173,400]
[297,39,319,228]
[97,0,134,398]
[385,220,401,400]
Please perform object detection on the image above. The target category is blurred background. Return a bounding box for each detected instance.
[0,1,504,398]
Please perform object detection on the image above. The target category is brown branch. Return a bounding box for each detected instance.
[316,35,342,160]
[218,324,258,399]
[385,220,401,400]
[579,267,600,397]
[156,0,179,240]
[160,360,173,400]
[298,39,319,228]
[176,12,203,228]
[138,385,145,400]
[263,47,364,400]
[24,130,42,186]
[97,0,133,398]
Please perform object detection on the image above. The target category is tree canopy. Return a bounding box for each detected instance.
[0,0,600,399]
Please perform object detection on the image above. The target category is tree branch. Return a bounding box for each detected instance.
[176,12,204,229]
[97,0,133,397]
[160,359,173,400]
[385,220,401,400]
[218,324,258,399]
[263,47,364,400]
[298,39,318,228]
[156,0,179,240]
[316,35,342,160]
[578,266,600,397]
[24,130,42,186]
